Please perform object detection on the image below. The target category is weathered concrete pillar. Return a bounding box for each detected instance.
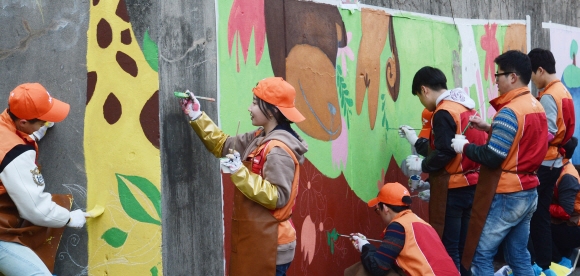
[158,0,224,275]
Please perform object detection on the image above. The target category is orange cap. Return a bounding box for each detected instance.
[368,182,412,207]
[418,108,433,139]
[8,83,70,122]
[252,77,305,123]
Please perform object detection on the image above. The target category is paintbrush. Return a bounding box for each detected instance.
[461,109,480,135]
[339,234,382,243]
[174,91,216,102]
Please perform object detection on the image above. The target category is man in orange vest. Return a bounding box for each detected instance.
[399,66,487,274]
[0,83,87,275]
[451,50,548,275]
[527,48,576,276]
[350,182,458,276]
[549,137,580,269]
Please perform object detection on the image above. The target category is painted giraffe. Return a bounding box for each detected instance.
[85,0,162,274]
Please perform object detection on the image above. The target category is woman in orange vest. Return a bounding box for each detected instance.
[179,77,308,276]
[349,182,458,275]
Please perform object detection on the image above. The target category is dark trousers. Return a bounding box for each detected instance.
[551,222,580,262]
[529,165,563,269]
[443,185,476,273]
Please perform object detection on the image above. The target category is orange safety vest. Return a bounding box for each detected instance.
[393,210,459,276]
[432,100,488,188]
[0,110,71,272]
[552,162,580,226]
[229,137,299,276]
[538,80,575,160]
[491,88,548,193]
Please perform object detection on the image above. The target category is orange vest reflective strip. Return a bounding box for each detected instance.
[539,80,575,160]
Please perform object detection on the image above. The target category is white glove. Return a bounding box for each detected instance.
[67,209,88,228]
[30,122,54,141]
[405,155,423,172]
[179,90,202,121]
[220,151,242,173]
[418,190,430,201]
[451,137,469,154]
[350,233,370,252]
[399,125,418,145]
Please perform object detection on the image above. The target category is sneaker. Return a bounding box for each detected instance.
[542,268,557,276]
[571,248,580,272]
[494,265,512,276]
[532,263,542,276]
[558,257,572,269]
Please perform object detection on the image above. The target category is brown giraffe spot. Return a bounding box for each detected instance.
[140,91,160,148]
[103,93,122,124]
[87,71,97,105]
[96,19,113,49]
[116,0,130,22]
[116,51,138,77]
[93,0,99,6]
[120,29,132,45]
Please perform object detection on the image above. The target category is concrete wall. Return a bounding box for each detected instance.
[0,0,579,275]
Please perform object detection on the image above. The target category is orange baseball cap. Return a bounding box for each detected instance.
[252,77,305,123]
[8,83,70,122]
[368,182,412,207]
[418,108,433,139]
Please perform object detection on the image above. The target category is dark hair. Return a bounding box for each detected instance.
[7,108,41,124]
[411,66,448,96]
[256,97,292,125]
[494,50,532,85]
[379,200,411,213]
[528,48,556,74]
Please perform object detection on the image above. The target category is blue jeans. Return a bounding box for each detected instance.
[276,262,291,276]
[0,241,51,275]
[471,188,538,276]
[443,185,476,272]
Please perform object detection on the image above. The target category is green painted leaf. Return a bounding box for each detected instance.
[116,173,161,225]
[101,227,128,248]
[150,266,159,276]
[143,30,159,72]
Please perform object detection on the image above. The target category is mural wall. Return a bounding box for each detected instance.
[218,0,526,274]
[85,0,162,275]
[543,22,580,165]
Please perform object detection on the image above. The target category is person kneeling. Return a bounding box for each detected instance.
[348,182,458,276]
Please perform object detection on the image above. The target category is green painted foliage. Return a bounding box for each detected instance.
[143,30,159,72]
[326,228,339,254]
[150,266,159,276]
[336,65,353,128]
[101,227,128,248]
[116,173,161,225]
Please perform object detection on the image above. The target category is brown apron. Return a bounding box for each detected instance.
[229,186,279,276]
[460,166,501,272]
[0,193,72,273]
[428,169,450,238]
